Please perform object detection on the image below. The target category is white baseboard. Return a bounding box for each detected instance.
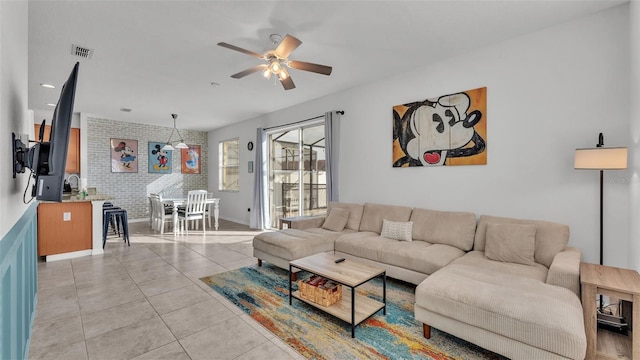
[46,249,93,262]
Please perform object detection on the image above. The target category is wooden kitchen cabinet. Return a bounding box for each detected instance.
[37,201,92,256]
[34,124,80,173]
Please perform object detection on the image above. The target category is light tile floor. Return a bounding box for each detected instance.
[28,219,305,360]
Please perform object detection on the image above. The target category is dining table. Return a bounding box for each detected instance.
[162,196,220,234]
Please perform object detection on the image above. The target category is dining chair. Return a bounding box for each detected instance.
[178,190,208,234]
[150,193,172,233]
[206,192,214,228]
[148,195,154,226]
[148,194,158,230]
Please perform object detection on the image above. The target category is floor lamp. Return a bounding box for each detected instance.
[574,133,627,324]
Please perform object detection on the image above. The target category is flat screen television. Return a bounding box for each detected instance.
[12,62,79,202]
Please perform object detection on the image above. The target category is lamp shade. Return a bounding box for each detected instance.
[162,143,175,151]
[574,147,628,170]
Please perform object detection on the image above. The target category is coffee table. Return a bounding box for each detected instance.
[289,252,386,338]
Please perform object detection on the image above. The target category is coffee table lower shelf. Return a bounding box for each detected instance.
[291,288,385,334]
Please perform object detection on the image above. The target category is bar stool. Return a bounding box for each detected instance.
[103,203,121,236]
[103,208,130,248]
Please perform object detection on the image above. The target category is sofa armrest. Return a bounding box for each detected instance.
[288,216,326,230]
[546,246,581,297]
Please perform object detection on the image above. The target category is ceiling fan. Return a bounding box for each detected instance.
[217,34,332,90]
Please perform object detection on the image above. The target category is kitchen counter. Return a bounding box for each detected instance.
[61,194,113,202]
[38,196,111,261]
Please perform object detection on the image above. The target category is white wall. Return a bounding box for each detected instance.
[209,5,631,267]
[629,0,640,271]
[0,1,30,240]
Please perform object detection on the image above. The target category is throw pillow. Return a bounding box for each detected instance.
[485,223,536,266]
[322,208,350,232]
[380,219,413,242]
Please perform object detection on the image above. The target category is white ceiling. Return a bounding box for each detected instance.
[28,0,626,132]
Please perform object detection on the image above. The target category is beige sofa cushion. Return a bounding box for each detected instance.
[335,232,465,275]
[415,263,586,360]
[452,251,548,282]
[322,208,350,232]
[485,223,536,266]
[327,202,364,231]
[410,208,476,251]
[359,203,413,233]
[333,231,388,262]
[474,215,569,268]
[253,229,344,260]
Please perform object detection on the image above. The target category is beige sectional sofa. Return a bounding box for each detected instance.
[252,202,586,359]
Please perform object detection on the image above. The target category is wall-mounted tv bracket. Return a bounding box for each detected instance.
[13,121,45,178]
[12,132,29,178]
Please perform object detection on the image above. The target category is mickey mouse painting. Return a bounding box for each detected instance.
[151,144,170,171]
[393,87,487,167]
[148,142,172,173]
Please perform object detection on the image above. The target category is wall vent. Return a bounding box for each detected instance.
[71,44,93,59]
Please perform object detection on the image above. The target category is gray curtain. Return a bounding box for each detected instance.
[324,111,341,202]
[250,128,270,229]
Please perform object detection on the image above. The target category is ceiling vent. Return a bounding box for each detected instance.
[71,44,93,59]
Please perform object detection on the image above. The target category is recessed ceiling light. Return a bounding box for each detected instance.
[40,83,55,89]
[46,103,56,107]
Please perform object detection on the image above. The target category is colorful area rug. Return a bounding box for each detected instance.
[200,265,506,360]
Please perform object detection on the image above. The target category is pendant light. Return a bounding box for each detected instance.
[162,114,188,151]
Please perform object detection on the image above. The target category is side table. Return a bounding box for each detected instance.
[580,262,640,360]
[278,216,308,230]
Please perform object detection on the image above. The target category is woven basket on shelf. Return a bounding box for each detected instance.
[298,275,342,307]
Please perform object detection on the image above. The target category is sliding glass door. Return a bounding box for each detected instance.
[269,123,327,228]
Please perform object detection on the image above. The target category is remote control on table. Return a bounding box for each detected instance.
[334,258,345,263]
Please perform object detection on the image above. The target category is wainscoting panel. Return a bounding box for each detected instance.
[1,202,38,360]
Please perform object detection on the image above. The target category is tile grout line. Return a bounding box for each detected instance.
[69,259,91,360]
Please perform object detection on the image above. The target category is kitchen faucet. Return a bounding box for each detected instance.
[66,174,80,190]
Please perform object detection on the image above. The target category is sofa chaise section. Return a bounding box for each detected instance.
[415,263,586,359]
[252,202,364,276]
[414,215,586,360]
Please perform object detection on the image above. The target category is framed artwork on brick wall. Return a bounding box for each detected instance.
[181,145,201,174]
[148,141,172,174]
[110,138,138,173]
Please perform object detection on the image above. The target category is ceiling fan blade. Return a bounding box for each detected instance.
[287,60,332,76]
[280,76,295,90]
[217,42,265,59]
[274,34,302,59]
[231,64,267,79]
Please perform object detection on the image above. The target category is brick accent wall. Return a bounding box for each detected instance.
[87,117,208,220]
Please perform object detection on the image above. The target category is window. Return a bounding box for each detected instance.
[219,138,239,191]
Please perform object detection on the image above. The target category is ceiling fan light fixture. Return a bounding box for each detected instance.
[278,68,289,80]
[270,60,281,74]
[218,34,332,91]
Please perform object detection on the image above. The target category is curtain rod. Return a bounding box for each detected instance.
[263,110,344,131]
